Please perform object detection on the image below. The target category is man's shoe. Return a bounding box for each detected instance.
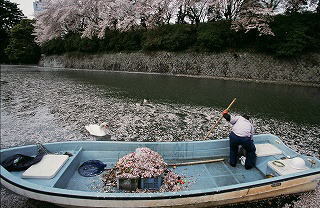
[230,163,236,167]
[245,166,253,170]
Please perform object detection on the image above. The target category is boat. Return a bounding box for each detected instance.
[1,134,319,208]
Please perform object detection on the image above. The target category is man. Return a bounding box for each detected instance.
[222,110,256,169]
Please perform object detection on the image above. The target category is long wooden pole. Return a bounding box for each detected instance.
[168,158,224,167]
[203,98,237,140]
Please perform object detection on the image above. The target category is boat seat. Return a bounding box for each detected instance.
[255,143,282,157]
[267,158,309,175]
[22,154,69,179]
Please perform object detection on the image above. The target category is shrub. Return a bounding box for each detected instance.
[79,37,99,53]
[101,29,124,51]
[121,30,143,51]
[41,38,65,55]
[257,12,320,57]
[196,21,232,52]
[143,24,196,51]
[64,33,81,52]
[275,26,309,57]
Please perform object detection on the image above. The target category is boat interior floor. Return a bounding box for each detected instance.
[7,146,298,193]
[172,161,265,190]
[63,159,265,192]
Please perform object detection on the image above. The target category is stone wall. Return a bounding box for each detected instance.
[39,52,320,84]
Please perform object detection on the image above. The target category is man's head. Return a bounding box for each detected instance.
[243,114,250,120]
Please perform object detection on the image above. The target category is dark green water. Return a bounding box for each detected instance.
[61,70,320,125]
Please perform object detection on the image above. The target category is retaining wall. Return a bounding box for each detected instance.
[39,52,320,84]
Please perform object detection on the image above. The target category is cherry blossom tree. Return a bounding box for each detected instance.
[185,0,210,25]
[207,0,246,21]
[77,0,104,38]
[285,0,308,13]
[37,0,316,44]
[96,0,135,34]
[176,0,189,24]
[175,0,212,25]
[143,0,179,26]
[259,0,282,11]
[305,0,319,13]
[130,0,180,27]
[34,0,86,42]
[231,0,275,36]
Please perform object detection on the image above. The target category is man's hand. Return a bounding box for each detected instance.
[222,109,229,115]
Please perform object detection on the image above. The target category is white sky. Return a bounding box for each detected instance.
[9,0,35,19]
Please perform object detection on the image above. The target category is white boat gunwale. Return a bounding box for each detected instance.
[1,165,319,200]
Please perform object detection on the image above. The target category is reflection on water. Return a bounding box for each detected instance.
[61,70,320,125]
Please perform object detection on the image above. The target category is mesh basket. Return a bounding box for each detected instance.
[117,178,139,191]
[140,176,162,190]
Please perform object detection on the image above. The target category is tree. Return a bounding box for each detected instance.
[37,0,320,45]
[0,26,9,63]
[135,0,178,28]
[309,0,320,13]
[0,0,25,31]
[0,0,25,63]
[259,0,282,11]
[207,0,246,21]
[5,19,41,64]
[231,0,275,36]
[285,0,308,13]
[186,0,209,25]
[34,0,84,43]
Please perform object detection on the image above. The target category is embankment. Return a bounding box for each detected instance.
[39,52,320,86]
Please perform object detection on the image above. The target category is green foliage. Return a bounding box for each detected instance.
[276,25,309,57]
[196,21,232,52]
[256,12,320,57]
[64,33,82,52]
[79,37,99,53]
[0,0,25,31]
[40,13,320,58]
[101,29,121,51]
[97,29,143,52]
[5,19,40,64]
[41,38,65,55]
[143,24,196,51]
[0,29,9,63]
[0,0,25,63]
[121,30,143,51]
[106,31,127,51]
[142,28,163,51]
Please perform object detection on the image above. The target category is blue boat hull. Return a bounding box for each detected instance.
[1,134,320,207]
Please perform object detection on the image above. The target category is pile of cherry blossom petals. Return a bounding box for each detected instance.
[160,171,184,192]
[101,147,185,192]
[115,147,167,179]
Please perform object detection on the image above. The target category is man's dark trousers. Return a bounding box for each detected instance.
[229,132,256,169]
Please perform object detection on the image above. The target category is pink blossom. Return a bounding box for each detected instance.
[34,0,277,43]
[115,147,167,179]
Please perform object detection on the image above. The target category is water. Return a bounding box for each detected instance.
[62,70,320,125]
[1,67,319,208]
